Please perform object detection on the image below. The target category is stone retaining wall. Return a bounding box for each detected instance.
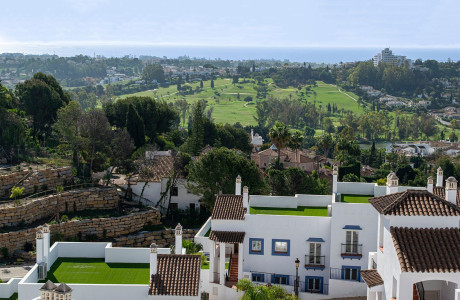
[112,228,199,248]
[0,167,72,197]
[0,187,120,228]
[0,209,161,257]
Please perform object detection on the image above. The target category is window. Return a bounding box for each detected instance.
[169,203,178,210]
[190,203,196,211]
[305,276,323,293]
[271,274,289,285]
[309,242,322,265]
[272,239,290,256]
[170,186,178,197]
[252,273,264,282]
[345,230,359,253]
[342,266,361,281]
[249,238,264,255]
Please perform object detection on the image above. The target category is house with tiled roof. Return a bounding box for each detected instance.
[252,145,327,172]
[361,173,460,299]
[127,151,202,214]
[1,223,202,300]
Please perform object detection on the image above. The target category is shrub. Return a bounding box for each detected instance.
[24,242,34,252]
[342,173,360,182]
[1,247,9,258]
[60,215,69,222]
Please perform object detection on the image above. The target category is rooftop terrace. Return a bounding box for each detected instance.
[340,194,372,203]
[249,206,328,217]
[42,258,150,285]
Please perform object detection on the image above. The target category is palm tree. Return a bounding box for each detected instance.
[289,130,304,168]
[269,122,291,169]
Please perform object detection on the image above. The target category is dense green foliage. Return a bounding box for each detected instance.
[236,278,298,300]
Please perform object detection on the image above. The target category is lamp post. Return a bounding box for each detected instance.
[294,258,300,297]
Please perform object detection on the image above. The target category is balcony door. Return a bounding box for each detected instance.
[309,243,321,264]
[345,230,359,253]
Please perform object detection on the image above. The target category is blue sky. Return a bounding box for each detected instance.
[1,0,459,49]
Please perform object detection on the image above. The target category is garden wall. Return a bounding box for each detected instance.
[0,209,161,257]
[0,166,72,198]
[0,187,120,227]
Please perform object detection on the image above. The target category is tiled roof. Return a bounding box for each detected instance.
[40,280,57,291]
[432,186,460,206]
[360,270,384,288]
[149,255,201,296]
[55,283,72,293]
[368,189,460,216]
[209,231,245,243]
[391,227,460,273]
[139,155,183,182]
[211,195,245,220]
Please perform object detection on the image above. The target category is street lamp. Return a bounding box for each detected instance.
[294,258,300,297]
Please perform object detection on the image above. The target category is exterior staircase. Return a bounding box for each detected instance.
[227,253,239,283]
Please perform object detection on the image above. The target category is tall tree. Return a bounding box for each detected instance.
[269,121,291,168]
[210,79,215,89]
[186,147,265,208]
[142,64,165,83]
[53,101,83,166]
[289,130,304,168]
[184,101,205,155]
[81,109,111,174]
[15,72,70,139]
[126,104,145,148]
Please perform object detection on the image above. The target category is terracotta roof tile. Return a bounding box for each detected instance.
[390,227,460,273]
[209,231,245,243]
[432,186,460,206]
[149,255,201,296]
[361,269,383,287]
[369,190,460,216]
[211,195,245,220]
[139,156,183,182]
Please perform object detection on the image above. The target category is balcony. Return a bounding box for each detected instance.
[304,255,326,270]
[341,243,363,259]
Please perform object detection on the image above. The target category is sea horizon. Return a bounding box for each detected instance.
[1,44,459,64]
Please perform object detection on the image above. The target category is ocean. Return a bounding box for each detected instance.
[2,45,460,63]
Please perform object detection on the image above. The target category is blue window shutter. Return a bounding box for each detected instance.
[285,275,289,285]
[271,274,274,284]
[261,274,265,282]
[319,277,323,294]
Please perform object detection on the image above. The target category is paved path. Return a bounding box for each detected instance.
[0,264,34,281]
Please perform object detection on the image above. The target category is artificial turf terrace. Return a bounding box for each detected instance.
[41,258,150,285]
[249,206,328,217]
[340,194,372,203]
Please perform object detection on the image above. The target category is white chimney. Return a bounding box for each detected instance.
[445,176,457,205]
[436,167,443,187]
[332,165,338,194]
[175,223,183,255]
[42,224,50,270]
[243,186,249,209]
[427,176,433,193]
[150,243,158,275]
[36,228,44,264]
[386,172,399,195]
[235,175,242,195]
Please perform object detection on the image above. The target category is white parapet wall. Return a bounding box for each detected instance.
[337,182,377,195]
[250,194,332,208]
[105,244,171,263]
[0,278,21,298]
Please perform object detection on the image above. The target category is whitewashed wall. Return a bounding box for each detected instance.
[57,242,108,258]
[104,245,170,263]
[0,278,21,298]
[162,178,201,211]
[249,194,332,208]
[337,182,376,195]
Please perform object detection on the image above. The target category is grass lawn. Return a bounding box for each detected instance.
[201,262,229,270]
[42,258,150,284]
[249,206,328,217]
[341,194,372,203]
[0,294,18,300]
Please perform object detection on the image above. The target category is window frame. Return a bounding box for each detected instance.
[271,274,290,285]
[170,186,179,197]
[249,238,264,255]
[251,273,265,283]
[271,239,290,256]
[305,276,323,294]
[308,242,322,265]
[341,265,361,281]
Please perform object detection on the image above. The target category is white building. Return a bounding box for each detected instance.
[373,48,411,67]
[128,151,201,213]
[0,224,202,300]
[194,168,459,300]
[250,129,264,151]
[362,177,460,300]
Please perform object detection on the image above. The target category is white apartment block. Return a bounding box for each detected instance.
[373,48,411,67]
[194,167,460,300]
